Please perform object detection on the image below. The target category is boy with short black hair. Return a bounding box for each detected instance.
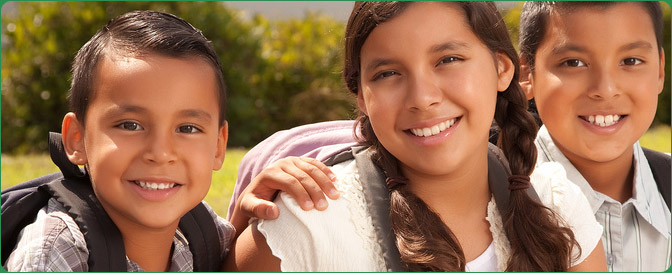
[2,10,337,272]
[518,1,670,271]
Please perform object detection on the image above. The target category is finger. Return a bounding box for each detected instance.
[239,195,280,219]
[297,158,340,200]
[281,163,331,211]
[264,169,316,211]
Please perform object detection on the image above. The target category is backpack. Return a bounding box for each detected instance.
[642,147,671,210]
[1,132,222,271]
[323,144,541,271]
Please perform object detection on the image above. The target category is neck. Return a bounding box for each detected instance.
[403,149,491,224]
[564,145,635,203]
[112,216,179,272]
[401,149,492,261]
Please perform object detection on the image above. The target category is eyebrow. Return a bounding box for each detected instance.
[550,43,587,55]
[430,41,470,53]
[102,105,212,122]
[364,58,397,72]
[178,109,213,122]
[619,40,653,52]
[103,104,147,119]
[364,41,471,71]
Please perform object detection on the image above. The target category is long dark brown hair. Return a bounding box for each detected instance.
[344,2,579,271]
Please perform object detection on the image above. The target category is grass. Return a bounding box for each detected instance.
[2,125,670,218]
[640,125,671,153]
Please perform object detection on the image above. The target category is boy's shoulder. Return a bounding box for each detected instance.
[5,198,89,271]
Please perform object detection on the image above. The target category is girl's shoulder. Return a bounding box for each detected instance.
[530,161,582,206]
[530,162,603,266]
[257,157,386,271]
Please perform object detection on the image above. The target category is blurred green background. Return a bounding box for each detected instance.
[2,2,671,217]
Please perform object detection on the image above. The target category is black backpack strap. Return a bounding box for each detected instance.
[178,203,222,272]
[42,180,127,271]
[642,147,671,210]
[43,133,127,271]
[351,146,407,272]
[1,182,53,265]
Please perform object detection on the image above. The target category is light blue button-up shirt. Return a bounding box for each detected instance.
[535,125,671,272]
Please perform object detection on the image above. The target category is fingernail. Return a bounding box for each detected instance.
[302,200,314,210]
[329,189,340,199]
[328,173,337,181]
[266,207,276,218]
[316,199,328,210]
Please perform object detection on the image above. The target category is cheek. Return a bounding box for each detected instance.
[534,75,577,115]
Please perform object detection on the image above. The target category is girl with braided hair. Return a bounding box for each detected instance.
[226,2,606,271]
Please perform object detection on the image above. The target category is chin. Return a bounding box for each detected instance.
[580,145,631,163]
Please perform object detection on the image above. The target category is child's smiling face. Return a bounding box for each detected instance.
[357,2,514,180]
[67,53,227,231]
[524,2,665,163]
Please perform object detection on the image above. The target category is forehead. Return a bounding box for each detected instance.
[539,3,657,54]
[88,52,220,115]
[361,2,480,58]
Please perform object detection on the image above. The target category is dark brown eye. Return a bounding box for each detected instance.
[562,59,586,67]
[621,58,642,66]
[117,121,142,131]
[177,125,201,133]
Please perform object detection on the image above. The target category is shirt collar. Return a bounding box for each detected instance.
[535,126,606,213]
[631,143,671,237]
[535,125,670,238]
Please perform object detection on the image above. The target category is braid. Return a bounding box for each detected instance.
[495,89,580,271]
[356,116,466,271]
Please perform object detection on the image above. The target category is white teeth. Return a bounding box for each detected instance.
[134,181,177,191]
[585,114,621,127]
[595,115,604,124]
[422,128,432,137]
[409,119,457,137]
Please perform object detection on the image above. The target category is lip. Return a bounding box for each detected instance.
[577,115,626,135]
[127,177,182,202]
[405,116,461,146]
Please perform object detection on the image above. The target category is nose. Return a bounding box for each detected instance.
[406,74,442,111]
[142,131,177,164]
[587,66,621,100]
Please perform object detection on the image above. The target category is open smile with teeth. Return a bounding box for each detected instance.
[580,114,623,127]
[409,118,457,137]
[133,180,178,191]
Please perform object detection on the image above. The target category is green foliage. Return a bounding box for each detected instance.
[3,2,669,153]
[1,2,351,153]
[656,2,672,126]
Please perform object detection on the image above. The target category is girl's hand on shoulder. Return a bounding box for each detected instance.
[230,157,340,235]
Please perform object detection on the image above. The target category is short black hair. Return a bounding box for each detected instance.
[68,10,227,126]
[519,1,663,70]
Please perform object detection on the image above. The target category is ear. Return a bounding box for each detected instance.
[495,52,515,93]
[61,112,87,166]
[518,55,535,100]
[357,89,368,116]
[657,49,665,95]
[212,121,229,170]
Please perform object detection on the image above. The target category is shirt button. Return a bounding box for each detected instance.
[606,254,614,265]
